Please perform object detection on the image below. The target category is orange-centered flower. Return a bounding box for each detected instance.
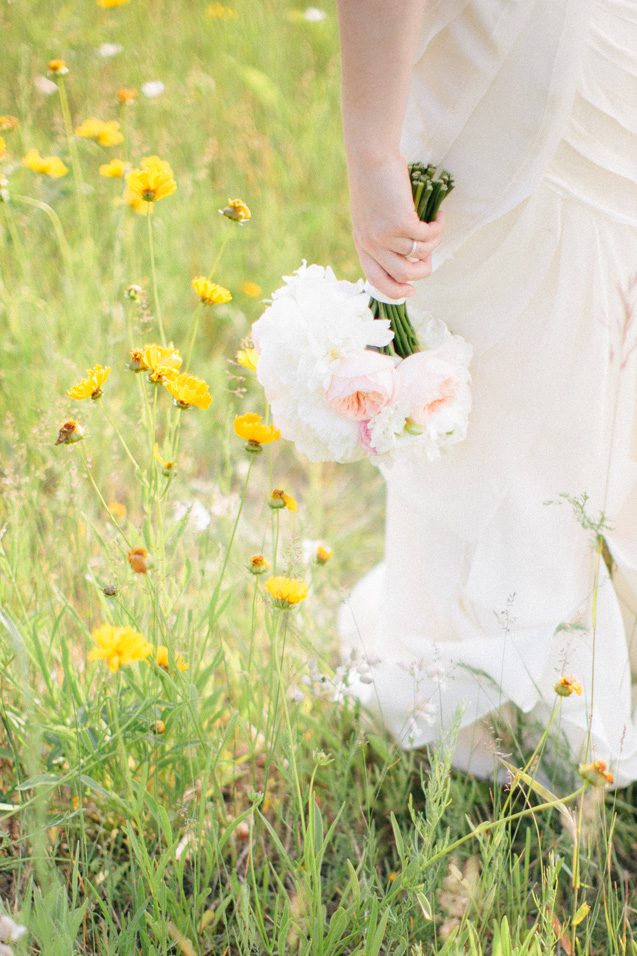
[47,59,69,76]
[142,343,183,383]
[164,372,213,410]
[554,675,583,697]
[247,554,271,575]
[269,488,297,512]
[233,412,280,451]
[67,364,111,401]
[126,155,176,203]
[155,645,189,672]
[116,86,138,105]
[265,576,309,609]
[192,276,232,305]
[578,760,614,787]
[88,624,152,672]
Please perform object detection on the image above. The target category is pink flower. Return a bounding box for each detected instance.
[395,351,461,426]
[325,351,396,421]
[358,419,377,454]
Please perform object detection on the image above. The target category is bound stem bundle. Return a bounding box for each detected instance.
[370,163,454,359]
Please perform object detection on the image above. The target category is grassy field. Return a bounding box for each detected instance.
[1,1,637,953]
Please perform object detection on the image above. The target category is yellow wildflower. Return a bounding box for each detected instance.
[153,443,176,477]
[265,576,309,609]
[207,2,239,18]
[240,280,262,297]
[119,189,152,214]
[47,59,69,76]
[97,0,130,7]
[108,500,127,519]
[247,554,270,576]
[236,347,259,371]
[578,760,614,787]
[153,719,166,734]
[22,148,69,178]
[117,86,138,105]
[164,372,213,410]
[142,343,183,383]
[220,197,251,222]
[67,364,111,401]
[127,347,149,372]
[128,546,152,574]
[155,645,189,672]
[88,624,152,672]
[233,412,280,452]
[192,276,232,305]
[99,158,128,178]
[315,545,333,565]
[126,155,176,203]
[554,675,583,698]
[75,118,124,148]
[54,419,85,445]
[269,488,297,512]
[0,137,5,160]
[0,116,19,133]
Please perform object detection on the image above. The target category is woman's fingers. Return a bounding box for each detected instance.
[359,249,418,299]
[374,248,433,284]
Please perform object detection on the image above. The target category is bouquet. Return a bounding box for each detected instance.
[250,164,473,465]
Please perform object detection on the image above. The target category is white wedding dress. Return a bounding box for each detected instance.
[337,0,637,787]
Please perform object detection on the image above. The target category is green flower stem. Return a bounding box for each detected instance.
[12,194,73,270]
[146,207,167,345]
[57,77,91,246]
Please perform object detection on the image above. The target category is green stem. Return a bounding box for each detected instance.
[146,207,166,344]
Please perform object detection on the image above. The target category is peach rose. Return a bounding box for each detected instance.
[325,350,396,421]
[395,351,461,426]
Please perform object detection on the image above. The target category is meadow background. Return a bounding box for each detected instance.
[0,1,636,953]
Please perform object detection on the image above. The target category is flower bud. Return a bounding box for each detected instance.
[125,283,144,301]
[55,419,85,445]
[315,545,333,565]
[578,760,614,787]
[404,417,424,436]
[247,554,270,575]
[102,583,118,597]
[128,546,152,574]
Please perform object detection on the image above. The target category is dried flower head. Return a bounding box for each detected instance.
[128,546,151,574]
[67,364,111,401]
[220,197,251,222]
[192,276,232,305]
[269,488,297,512]
[247,554,271,575]
[126,155,176,203]
[164,372,213,410]
[88,624,152,671]
[55,419,85,445]
[265,576,309,609]
[233,412,280,452]
[102,583,118,597]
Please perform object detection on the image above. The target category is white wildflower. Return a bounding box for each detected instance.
[141,80,165,99]
[98,42,123,58]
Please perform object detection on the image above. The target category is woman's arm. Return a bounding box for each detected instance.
[336,0,443,299]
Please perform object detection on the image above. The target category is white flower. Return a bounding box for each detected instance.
[367,402,409,454]
[303,7,327,21]
[98,42,123,58]
[34,75,58,96]
[252,261,393,462]
[141,80,165,99]
[172,500,211,533]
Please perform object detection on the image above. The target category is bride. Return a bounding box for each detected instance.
[335,0,637,787]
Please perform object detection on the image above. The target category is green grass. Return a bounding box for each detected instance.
[1,1,637,953]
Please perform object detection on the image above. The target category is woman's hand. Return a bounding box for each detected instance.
[346,154,444,300]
